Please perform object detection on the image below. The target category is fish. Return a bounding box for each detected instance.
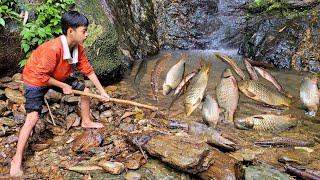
[151,53,171,101]
[201,94,222,128]
[134,59,148,92]
[168,120,239,151]
[234,114,298,132]
[242,102,288,115]
[168,71,197,110]
[244,58,258,80]
[163,54,186,95]
[216,68,239,122]
[254,137,315,147]
[300,76,319,117]
[238,80,292,107]
[184,61,210,116]
[254,66,292,98]
[215,53,246,80]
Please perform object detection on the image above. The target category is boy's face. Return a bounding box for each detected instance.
[69,26,88,44]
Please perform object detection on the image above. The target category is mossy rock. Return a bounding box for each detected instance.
[76,0,127,85]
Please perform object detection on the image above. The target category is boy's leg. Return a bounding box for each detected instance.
[10,111,39,177]
[80,87,104,128]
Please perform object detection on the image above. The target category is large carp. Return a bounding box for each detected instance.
[300,76,319,117]
[216,68,239,122]
[150,53,171,101]
[202,94,222,128]
[238,80,292,107]
[234,114,297,132]
[184,61,210,116]
[163,55,186,95]
[215,53,246,80]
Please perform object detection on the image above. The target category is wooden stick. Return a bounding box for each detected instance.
[72,90,158,111]
[44,98,56,126]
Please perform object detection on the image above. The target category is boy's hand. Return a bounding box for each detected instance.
[100,92,110,102]
[62,83,73,94]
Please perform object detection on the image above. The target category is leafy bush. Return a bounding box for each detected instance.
[0,0,20,27]
[19,0,75,66]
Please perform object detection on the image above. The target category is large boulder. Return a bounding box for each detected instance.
[76,0,128,85]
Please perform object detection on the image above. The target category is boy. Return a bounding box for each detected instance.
[10,11,110,177]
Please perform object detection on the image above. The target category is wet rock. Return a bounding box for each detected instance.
[34,119,46,135]
[0,76,12,83]
[0,125,5,136]
[125,172,141,180]
[119,123,135,133]
[98,160,125,175]
[100,110,113,119]
[124,152,147,170]
[13,109,25,124]
[63,95,80,104]
[72,130,103,152]
[244,165,291,180]
[278,149,311,165]
[4,88,25,104]
[0,100,6,114]
[2,82,20,90]
[198,149,237,179]
[0,117,16,127]
[12,73,22,82]
[65,113,80,130]
[143,134,213,174]
[45,89,62,102]
[0,89,5,100]
[6,134,18,144]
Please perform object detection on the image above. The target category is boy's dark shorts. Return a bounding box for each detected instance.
[24,80,85,113]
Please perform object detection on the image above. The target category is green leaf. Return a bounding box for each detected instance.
[0,18,5,26]
[21,43,30,53]
[19,59,27,68]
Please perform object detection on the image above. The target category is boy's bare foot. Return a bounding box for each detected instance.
[10,157,23,177]
[81,121,104,128]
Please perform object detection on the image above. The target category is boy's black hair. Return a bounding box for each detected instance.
[61,11,89,35]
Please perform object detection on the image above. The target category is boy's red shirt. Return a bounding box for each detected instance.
[23,36,94,87]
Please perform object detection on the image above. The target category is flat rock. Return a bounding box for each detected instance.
[98,160,125,175]
[4,88,25,104]
[144,134,213,174]
[125,172,141,180]
[0,100,6,114]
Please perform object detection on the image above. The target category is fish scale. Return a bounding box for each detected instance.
[216,69,238,122]
[238,80,291,107]
[300,76,319,114]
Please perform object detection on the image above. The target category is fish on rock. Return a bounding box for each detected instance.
[238,80,292,107]
[201,94,223,128]
[184,61,210,116]
[234,114,298,133]
[300,76,319,117]
[163,54,186,95]
[151,53,171,101]
[216,68,239,122]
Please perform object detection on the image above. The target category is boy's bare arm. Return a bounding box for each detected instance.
[87,72,110,101]
[47,77,72,94]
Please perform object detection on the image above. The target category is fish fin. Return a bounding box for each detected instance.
[253,115,264,120]
[231,77,238,87]
[245,90,256,98]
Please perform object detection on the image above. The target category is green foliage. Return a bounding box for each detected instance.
[0,0,20,27]
[19,0,75,67]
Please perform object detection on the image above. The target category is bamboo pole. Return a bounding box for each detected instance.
[72,90,158,111]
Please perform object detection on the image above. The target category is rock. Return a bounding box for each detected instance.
[0,76,12,83]
[104,85,118,93]
[13,109,25,124]
[2,82,20,90]
[244,165,291,180]
[12,73,22,82]
[6,134,18,144]
[0,100,6,114]
[0,117,16,127]
[65,113,80,130]
[98,160,125,175]
[198,149,237,180]
[45,89,62,102]
[124,152,147,170]
[63,95,80,104]
[4,88,25,104]
[72,130,103,152]
[139,134,214,174]
[100,110,113,119]
[125,172,141,180]
[0,89,5,100]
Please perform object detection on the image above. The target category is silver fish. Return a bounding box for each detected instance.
[300,76,319,117]
[215,53,246,80]
[244,58,258,80]
[202,94,222,128]
[163,55,186,95]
